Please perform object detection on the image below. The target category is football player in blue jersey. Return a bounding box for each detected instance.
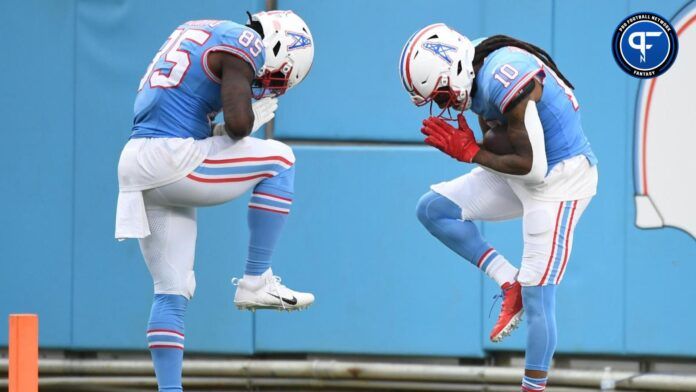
[115,11,314,392]
[400,26,598,391]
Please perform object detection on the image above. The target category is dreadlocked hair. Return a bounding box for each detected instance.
[473,35,574,90]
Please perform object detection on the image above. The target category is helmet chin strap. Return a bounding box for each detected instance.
[429,91,466,121]
[419,75,468,121]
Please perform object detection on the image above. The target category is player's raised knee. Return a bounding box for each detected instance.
[416,191,461,227]
[416,191,437,226]
[252,140,296,201]
[265,139,295,166]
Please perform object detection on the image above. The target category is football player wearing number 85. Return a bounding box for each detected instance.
[115,11,314,392]
[400,26,598,391]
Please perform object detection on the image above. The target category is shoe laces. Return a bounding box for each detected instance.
[488,286,511,318]
[267,275,287,310]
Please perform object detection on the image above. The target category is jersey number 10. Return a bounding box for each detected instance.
[493,63,579,111]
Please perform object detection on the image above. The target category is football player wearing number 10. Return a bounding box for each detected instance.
[115,11,314,392]
[400,26,598,391]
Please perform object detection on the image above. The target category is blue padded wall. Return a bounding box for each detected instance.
[0,0,695,360]
[0,0,76,348]
[273,0,485,142]
[254,147,482,357]
[481,0,553,50]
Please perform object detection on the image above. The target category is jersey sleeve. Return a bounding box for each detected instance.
[486,50,544,113]
[212,24,266,76]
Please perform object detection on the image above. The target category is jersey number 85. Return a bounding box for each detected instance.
[138,28,211,90]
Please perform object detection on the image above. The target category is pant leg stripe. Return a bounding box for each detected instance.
[554,200,579,284]
[547,201,574,283]
[187,173,274,183]
[538,202,566,285]
[202,156,293,166]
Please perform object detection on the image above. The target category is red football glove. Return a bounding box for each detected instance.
[421,114,480,163]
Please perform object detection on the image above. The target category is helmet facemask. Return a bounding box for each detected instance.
[252,62,293,99]
[413,76,471,121]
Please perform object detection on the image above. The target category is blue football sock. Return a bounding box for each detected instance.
[245,166,294,276]
[522,285,557,372]
[522,375,548,391]
[147,294,188,392]
[416,191,519,283]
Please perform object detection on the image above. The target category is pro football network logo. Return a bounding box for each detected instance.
[612,12,679,78]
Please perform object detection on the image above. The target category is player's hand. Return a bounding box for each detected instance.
[212,122,225,137]
[421,115,480,163]
[251,97,278,134]
[456,113,475,135]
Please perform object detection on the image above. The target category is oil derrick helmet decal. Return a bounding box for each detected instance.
[634,1,696,239]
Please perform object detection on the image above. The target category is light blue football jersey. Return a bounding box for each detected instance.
[470,47,597,168]
[131,20,265,140]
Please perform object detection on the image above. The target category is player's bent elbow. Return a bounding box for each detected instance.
[222,119,252,138]
[524,158,547,183]
[515,160,534,175]
[504,157,534,176]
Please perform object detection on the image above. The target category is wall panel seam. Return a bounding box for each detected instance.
[69,0,78,348]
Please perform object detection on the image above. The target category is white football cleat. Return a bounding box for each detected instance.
[232,269,314,311]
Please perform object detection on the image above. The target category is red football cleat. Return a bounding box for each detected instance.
[490,281,524,342]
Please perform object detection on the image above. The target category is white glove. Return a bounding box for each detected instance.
[251,97,278,133]
[212,97,278,137]
[212,122,226,136]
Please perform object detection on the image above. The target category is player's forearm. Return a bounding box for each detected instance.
[221,84,254,138]
[475,102,539,176]
[218,54,256,138]
[472,149,533,175]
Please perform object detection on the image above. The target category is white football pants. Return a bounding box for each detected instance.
[138,136,295,299]
[431,155,597,285]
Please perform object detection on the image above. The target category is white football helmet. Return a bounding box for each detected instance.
[249,10,314,98]
[399,23,476,113]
